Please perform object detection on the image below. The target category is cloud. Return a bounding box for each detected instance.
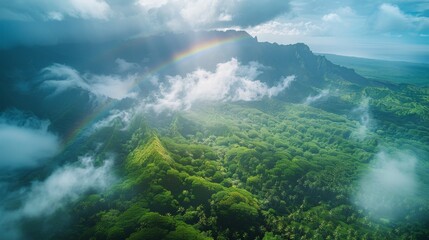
[21,155,113,217]
[245,1,429,62]
[115,58,140,73]
[1,0,428,63]
[303,89,330,105]
[92,109,133,132]
[40,63,138,100]
[137,0,291,28]
[322,13,341,22]
[247,6,359,38]
[0,110,59,169]
[46,11,64,21]
[0,0,111,21]
[40,64,89,95]
[145,58,295,113]
[2,0,111,21]
[373,3,413,32]
[0,155,113,239]
[371,3,429,35]
[350,97,371,140]
[136,0,168,10]
[0,0,291,48]
[246,20,323,36]
[354,149,419,220]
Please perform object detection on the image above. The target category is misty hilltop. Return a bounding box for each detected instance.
[1,30,413,136]
[0,29,429,240]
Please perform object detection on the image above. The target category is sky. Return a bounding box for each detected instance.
[0,0,428,62]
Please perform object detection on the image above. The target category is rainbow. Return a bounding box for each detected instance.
[61,32,250,148]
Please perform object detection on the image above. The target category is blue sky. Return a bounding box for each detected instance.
[1,0,428,62]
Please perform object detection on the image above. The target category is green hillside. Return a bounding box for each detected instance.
[2,31,428,240]
[52,80,429,239]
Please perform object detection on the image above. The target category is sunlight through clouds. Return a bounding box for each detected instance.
[146,58,295,113]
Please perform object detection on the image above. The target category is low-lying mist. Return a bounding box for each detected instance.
[351,97,371,140]
[0,109,59,169]
[0,155,114,239]
[303,89,330,105]
[354,149,421,221]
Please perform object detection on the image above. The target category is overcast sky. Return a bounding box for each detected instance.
[1,0,428,63]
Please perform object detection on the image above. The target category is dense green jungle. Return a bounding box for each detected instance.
[58,87,429,239]
[1,31,428,240]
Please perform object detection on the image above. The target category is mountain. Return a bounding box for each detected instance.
[0,30,429,240]
[0,30,402,136]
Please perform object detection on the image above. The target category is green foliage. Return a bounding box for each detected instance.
[165,224,211,240]
[59,81,429,240]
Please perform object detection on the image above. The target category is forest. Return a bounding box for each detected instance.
[1,30,428,240]
[30,76,429,239]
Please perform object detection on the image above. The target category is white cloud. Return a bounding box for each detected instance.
[136,0,291,28]
[246,2,429,62]
[1,0,111,21]
[218,13,232,22]
[92,109,133,132]
[178,0,229,27]
[46,11,64,21]
[115,58,140,73]
[0,110,59,169]
[372,3,429,34]
[90,74,138,100]
[247,5,359,38]
[66,0,111,20]
[40,63,138,100]
[352,97,371,140]
[354,149,419,220]
[0,155,113,238]
[303,89,330,105]
[136,0,169,10]
[322,13,341,22]
[146,58,295,113]
[21,155,113,217]
[40,64,89,95]
[247,20,323,36]
[374,3,412,32]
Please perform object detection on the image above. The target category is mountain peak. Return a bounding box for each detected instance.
[126,135,173,168]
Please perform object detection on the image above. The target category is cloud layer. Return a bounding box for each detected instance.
[21,155,113,217]
[0,155,113,239]
[354,150,419,220]
[246,1,429,62]
[0,0,111,21]
[0,0,291,48]
[40,63,138,100]
[1,1,428,62]
[146,58,295,113]
[0,110,59,169]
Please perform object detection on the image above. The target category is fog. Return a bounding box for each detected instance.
[354,149,419,220]
[0,155,114,239]
[303,89,330,105]
[351,97,371,140]
[0,110,59,169]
